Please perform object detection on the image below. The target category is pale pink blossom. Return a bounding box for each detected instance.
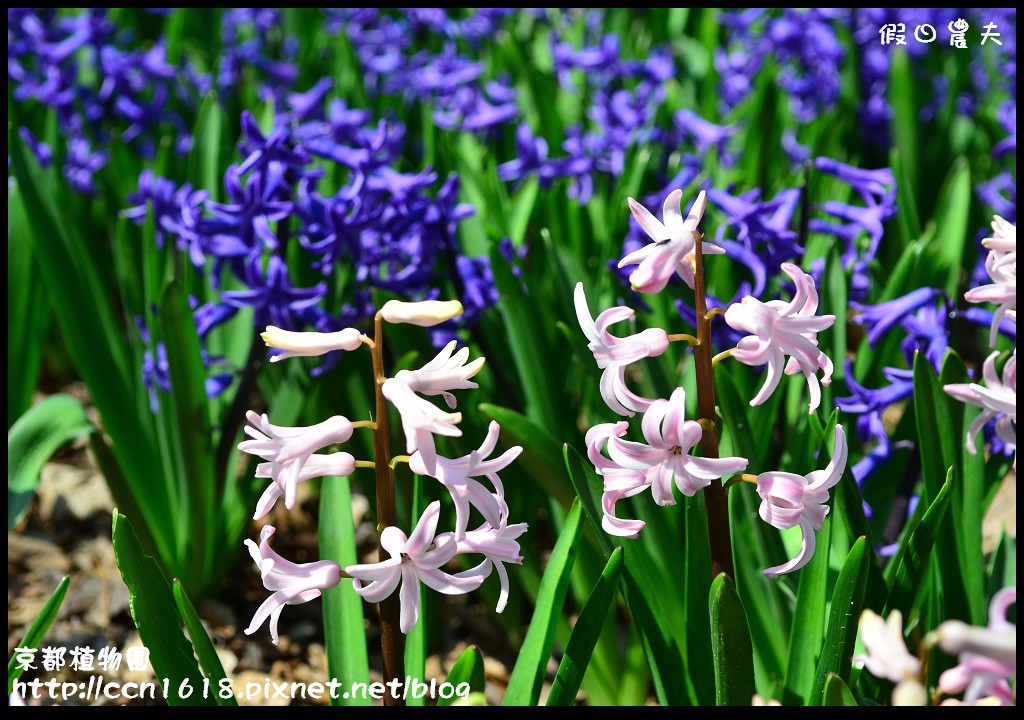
[964,219,1016,346]
[380,299,464,326]
[244,525,342,644]
[724,262,835,414]
[935,587,1016,706]
[382,377,463,475]
[606,387,749,503]
[238,412,354,510]
[393,340,485,409]
[586,421,650,538]
[982,215,1016,256]
[617,189,723,293]
[409,421,521,540]
[261,325,364,362]
[574,282,669,416]
[944,350,1016,468]
[438,521,529,613]
[253,452,356,520]
[755,424,847,577]
[855,609,921,683]
[346,501,484,633]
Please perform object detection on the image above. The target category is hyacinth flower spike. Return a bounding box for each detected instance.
[618,189,723,293]
[346,501,485,633]
[244,526,342,645]
[755,424,848,577]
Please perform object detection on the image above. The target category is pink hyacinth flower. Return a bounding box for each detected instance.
[238,411,354,510]
[586,421,650,538]
[437,520,529,613]
[600,387,748,510]
[574,282,670,416]
[409,421,521,540]
[936,587,1017,706]
[382,377,463,476]
[854,609,921,683]
[393,340,485,410]
[244,526,342,644]
[345,501,484,634]
[724,262,836,414]
[253,452,356,520]
[755,424,848,577]
[617,189,723,293]
[944,350,1016,469]
[964,218,1016,347]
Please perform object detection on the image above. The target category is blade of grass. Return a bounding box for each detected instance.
[546,547,625,706]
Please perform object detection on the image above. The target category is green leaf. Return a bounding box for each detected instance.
[563,444,690,705]
[547,547,625,706]
[810,537,870,705]
[159,281,216,592]
[888,50,918,202]
[8,394,92,529]
[440,646,486,707]
[823,673,858,706]
[913,351,985,626]
[783,503,832,704]
[509,177,539,245]
[922,159,971,296]
[8,120,173,568]
[710,573,756,706]
[112,511,215,706]
[479,403,575,508]
[683,493,715,706]
[503,500,584,706]
[488,243,559,430]
[883,468,954,618]
[7,184,50,428]
[172,580,237,706]
[405,475,427,706]
[8,576,70,695]
[320,477,371,706]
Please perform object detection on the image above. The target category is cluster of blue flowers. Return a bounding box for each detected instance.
[8,8,202,191]
[123,92,497,405]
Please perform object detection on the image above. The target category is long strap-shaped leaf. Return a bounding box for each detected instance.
[440,646,486,707]
[112,510,215,706]
[319,477,371,706]
[8,122,173,566]
[809,536,870,705]
[8,577,70,695]
[172,580,237,706]
[503,500,584,706]
[710,573,756,706]
[563,444,691,705]
[547,547,625,706]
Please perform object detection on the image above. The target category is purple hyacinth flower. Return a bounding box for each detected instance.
[849,287,942,346]
[221,254,327,331]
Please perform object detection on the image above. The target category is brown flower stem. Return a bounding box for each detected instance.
[692,235,736,580]
[370,311,405,706]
